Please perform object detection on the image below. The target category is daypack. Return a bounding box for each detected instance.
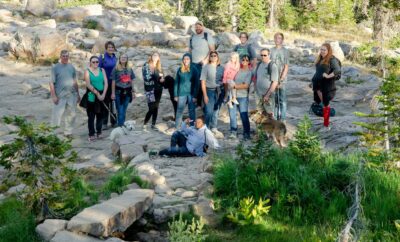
[309,102,336,117]
[252,61,275,83]
[330,56,342,81]
[189,32,208,50]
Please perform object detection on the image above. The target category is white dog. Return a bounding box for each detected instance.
[109,120,136,143]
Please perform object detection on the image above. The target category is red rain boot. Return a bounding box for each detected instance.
[323,106,331,127]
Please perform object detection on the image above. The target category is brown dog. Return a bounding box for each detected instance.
[250,110,287,147]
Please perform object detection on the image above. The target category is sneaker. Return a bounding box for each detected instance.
[227,101,233,109]
[232,98,239,105]
[229,131,237,139]
[151,124,157,130]
[88,136,96,142]
[97,133,103,139]
[143,124,148,131]
[243,134,251,140]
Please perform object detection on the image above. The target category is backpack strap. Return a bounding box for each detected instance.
[190,32,208,50]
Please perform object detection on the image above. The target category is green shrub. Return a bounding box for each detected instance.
[0,198,41,242]
[289,116,322,163]
[102,166,149,197]
[84,19,98,30]
[227,197,271,225]
[168,213,207,242]
[388,35,400,49]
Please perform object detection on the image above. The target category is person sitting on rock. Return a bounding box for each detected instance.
[158,117,219,157]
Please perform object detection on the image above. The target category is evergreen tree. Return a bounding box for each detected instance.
[237,0,267,31]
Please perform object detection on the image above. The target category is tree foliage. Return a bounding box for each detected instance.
[0,116,78,215]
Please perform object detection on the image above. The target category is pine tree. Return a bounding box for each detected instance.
[237,0,267,31]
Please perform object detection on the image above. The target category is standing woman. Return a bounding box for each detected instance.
[111,54,136,127]
[201,51,225,131]
[174,53,199,128]
[228,55,252,139]
[98,41,117,129]
[84,56,108,142]
[142,51,164,129]
[311,43,341,129]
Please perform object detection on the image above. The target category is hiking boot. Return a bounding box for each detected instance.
[151,124,157,130]
[229,131,237,139]
[243,133,251,140]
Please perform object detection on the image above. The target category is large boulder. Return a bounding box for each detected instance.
[51,4,103,22]
[67,189,154,237]
[25,0,56,17]
[328,41,345,62]
[8,27,68,62]
[216,32,240,52]
[139,32,177,46]
[173,16,198,31]
[50,230,126,242]
[0,9,13,22]
[36,219,67,241]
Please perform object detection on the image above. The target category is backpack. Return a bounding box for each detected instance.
[190,32,208,50]
[309,102,336,117]
[252,61,275,82]
[330,56,342,81]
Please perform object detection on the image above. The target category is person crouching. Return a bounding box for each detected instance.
[159,117,219,157]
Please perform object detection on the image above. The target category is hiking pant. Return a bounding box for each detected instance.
[86,102,103,136]
[203,87,224,129]
[51,94,77,135]
[192,62,203,107]
[274,87,287,121]
[167,87,178,119]
[158,131,194,157]
[228,97,250,137]
[313,89,336,107]
[175,95,196,129]
[102,88,116,127]
[144,88,163,125]
[256,92,274,115]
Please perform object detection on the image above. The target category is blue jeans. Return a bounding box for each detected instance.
[274,87,287,121]
[115,93,131,126]
[175,95,196,128]
[203,87,224,129]
[158,131,193,157]
[228,97,250,136]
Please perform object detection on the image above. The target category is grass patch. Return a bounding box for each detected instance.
[345,76,364,85]
[58,0,103,8]
[0,197,41,242]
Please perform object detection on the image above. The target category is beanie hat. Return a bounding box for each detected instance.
[182,53,192,61]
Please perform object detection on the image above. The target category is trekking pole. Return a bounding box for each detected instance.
[101,101,117,121]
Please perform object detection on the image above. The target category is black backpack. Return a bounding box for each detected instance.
[252,61,276,82]
[310,103,336,117]
[330,56,342,81]
[189,32,208,50]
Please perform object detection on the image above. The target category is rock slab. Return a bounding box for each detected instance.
[50,230,125,242]
[67,189,154,237]
[36,219,67,241]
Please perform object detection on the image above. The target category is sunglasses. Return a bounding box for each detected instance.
[260,54,268,57]
[91,61,99,63]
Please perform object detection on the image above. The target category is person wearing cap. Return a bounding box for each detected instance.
[174,53,199,129]
[189,20,216,106]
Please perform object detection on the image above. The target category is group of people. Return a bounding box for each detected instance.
[50,20,341,156]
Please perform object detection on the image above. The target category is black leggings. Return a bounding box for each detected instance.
[313,90,336,107]
[87,102,104,136]
[144,88,163,125]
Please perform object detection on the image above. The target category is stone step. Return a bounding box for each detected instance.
[67,189,154,237]
[50,230,125,242]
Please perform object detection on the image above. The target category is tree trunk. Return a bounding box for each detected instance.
[373,3,390,40]
[197,0,202,18]
[177,0,182,15]
[229,0,237,32]
[269,0,276,29]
